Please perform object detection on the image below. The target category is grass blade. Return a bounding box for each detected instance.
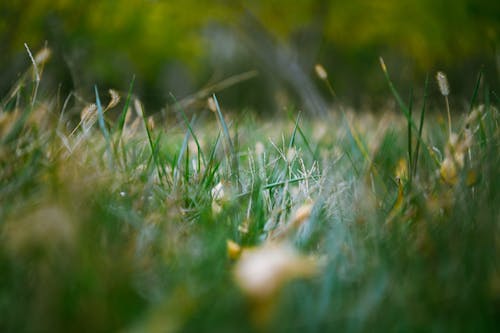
[94,85,113,167]
[175,120,192,185]
[212,94,241,191]
[115,76,135,141]
[138,100,163,184]
[287,111,316,159]
[380,57,439,167]
[170,93,206,168]
[288,111,301,150]
[407,87,413,184]
[468,70,482,114]
[201,132,222,188]
[24,43,40,108]
[413,74,428,178]
[379,57,417,131]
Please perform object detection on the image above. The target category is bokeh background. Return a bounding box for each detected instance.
[1,0,499,114]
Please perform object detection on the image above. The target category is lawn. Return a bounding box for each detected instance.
[0,52,499,332]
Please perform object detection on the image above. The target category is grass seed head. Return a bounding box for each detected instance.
[379,57,387,73]
[80,103,98,130]
[436,71,450,96]
[106,89,121,110]
[147,116,155,131]
[207,97,217,113]
[34,47,52,66]
[81,103,97,121]
[134,98,144,117]
[314,64,328,80]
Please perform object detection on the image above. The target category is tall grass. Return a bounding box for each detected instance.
[0,53,498,333]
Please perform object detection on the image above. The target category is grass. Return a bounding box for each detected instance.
[0,55,499,333]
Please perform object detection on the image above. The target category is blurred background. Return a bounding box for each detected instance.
[0,0,499,115]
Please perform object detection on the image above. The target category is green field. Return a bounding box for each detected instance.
[0,52,498,333]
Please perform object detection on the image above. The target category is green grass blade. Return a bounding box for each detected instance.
[235,175,319,199]
[407,87,413,184]
[484,82,492,140]
[175,124,191,185]
[476,82,489,148]
[492,90,500,132]
[94,85,113,167]
[468,70,482,114]
[413,74,428,178]
[379,57,417,132]
[201,132,222,188]
[212,94,241,191]
[169,93,206,167]
[287,111,316,159]
[140,104,163,184]
[263,175,319,190]
[492,90,499,105]
[212,94,234,152]
[115,76,135,140]
[380,58,439,168]
[154,132,166,180]
[185,134,190,183]
[296,125,316,159]
[288,111,301,150]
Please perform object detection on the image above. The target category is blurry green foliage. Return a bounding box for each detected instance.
[1,1,224,74]
[0,0,498,103]
[322,0,499,67]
